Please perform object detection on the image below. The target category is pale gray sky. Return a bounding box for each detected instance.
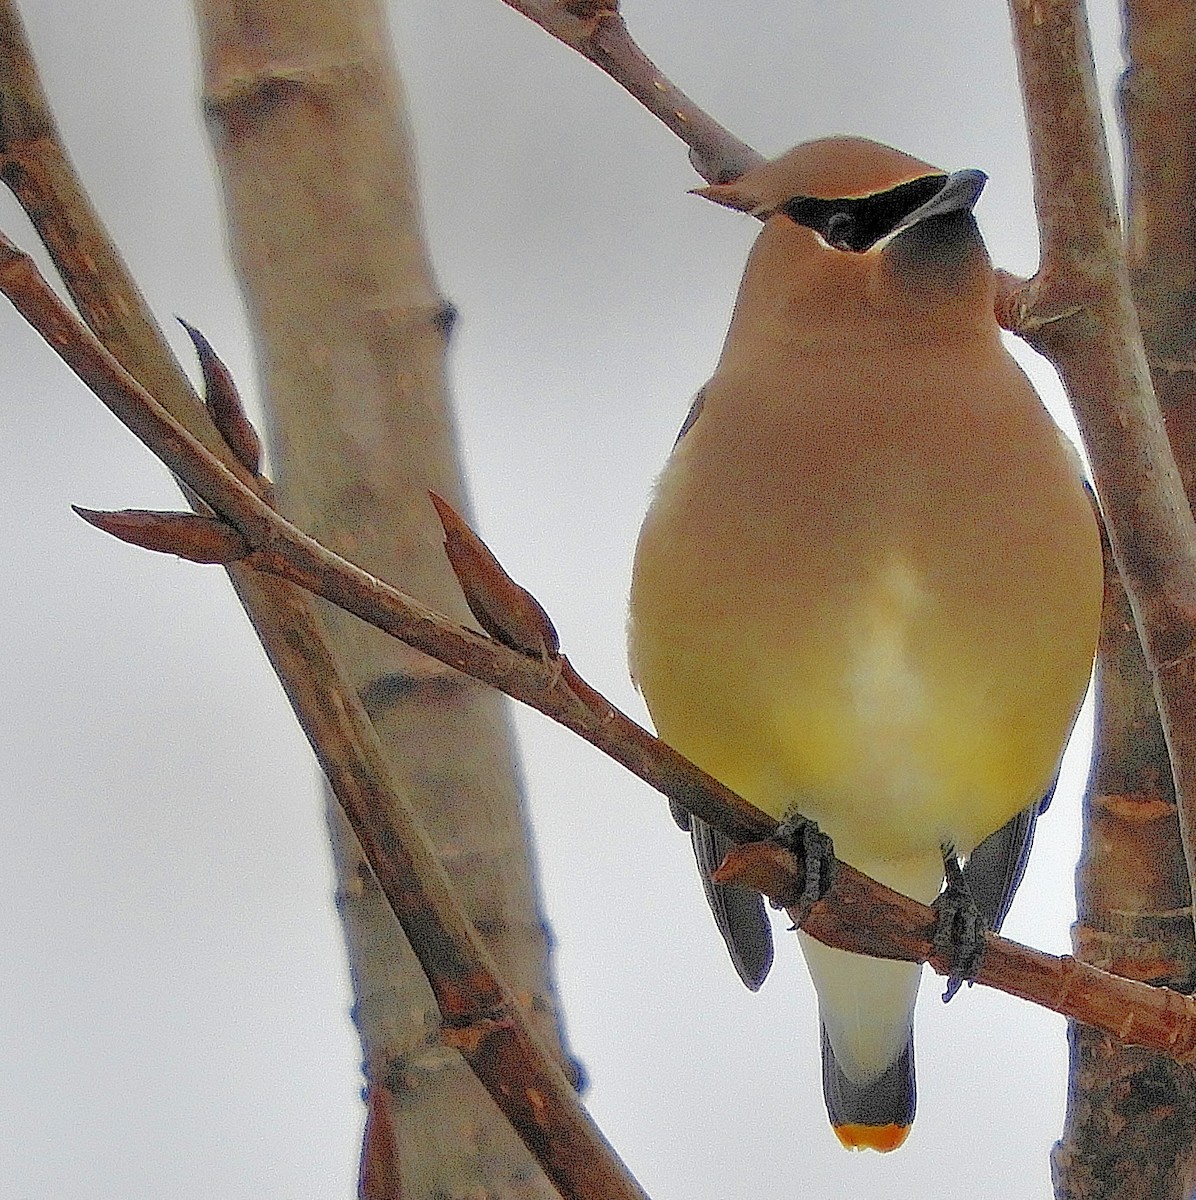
[1,2,1124,1197]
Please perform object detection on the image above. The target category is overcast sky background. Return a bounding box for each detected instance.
[1,2,1127,1197]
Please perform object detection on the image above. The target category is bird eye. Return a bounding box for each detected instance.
[824,212,856,251]
[781,175,957,253]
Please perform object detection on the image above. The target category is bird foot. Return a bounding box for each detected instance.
[933,852,987,1002]
[771,814,836,924]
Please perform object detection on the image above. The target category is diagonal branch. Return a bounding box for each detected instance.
[9,230,1196,1067]
[495,1,761,182]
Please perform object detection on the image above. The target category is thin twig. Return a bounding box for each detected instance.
[496,1,762,182]
[9,232,1196,1064]
[1005,0,1196,922]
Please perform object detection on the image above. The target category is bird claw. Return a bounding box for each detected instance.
[771,814,835,924]
[933,853,987,1001]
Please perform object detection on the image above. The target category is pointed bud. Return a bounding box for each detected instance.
[73,506,250,564]
[428,492,560,659]
[178,318,263,476]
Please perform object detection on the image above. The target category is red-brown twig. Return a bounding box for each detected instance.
[9,229,1196,1065]
[495,1,761,183]
[721,840,1196,1064]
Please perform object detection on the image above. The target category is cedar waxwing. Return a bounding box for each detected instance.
[628,137,1102,1152]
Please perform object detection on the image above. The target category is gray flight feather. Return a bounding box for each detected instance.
[686,815,774,991]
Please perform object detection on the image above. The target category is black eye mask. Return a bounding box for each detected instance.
[779,174,951,253]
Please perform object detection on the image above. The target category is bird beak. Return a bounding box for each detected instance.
[887,169,987,238]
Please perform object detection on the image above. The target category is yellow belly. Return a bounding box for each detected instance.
[634,562,1084,869]
[628,358,1101,879]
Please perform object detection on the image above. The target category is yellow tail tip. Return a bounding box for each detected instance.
[833,1123,911,1153]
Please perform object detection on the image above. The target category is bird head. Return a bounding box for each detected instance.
[695,137,995,328]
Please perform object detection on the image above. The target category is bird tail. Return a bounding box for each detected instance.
[821,1024,915,1152]
[798,932,921,1152]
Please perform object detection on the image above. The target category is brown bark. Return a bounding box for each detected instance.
[1122,0,1196,489]
[1006,0,1196,929]
[1053,531,1196,1198]
[1018,3,1196,1192]
[191,1,573,1196]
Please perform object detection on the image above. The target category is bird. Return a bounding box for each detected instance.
[627,137,1102,1152]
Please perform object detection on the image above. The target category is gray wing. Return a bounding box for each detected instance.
[673,387,706,446]
[964,777,1056,935]
[944,780,1056,1002]
[965,455,1085,927]
[676,808,774,991]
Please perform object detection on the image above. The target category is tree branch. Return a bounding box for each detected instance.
[495,1,762,182]
[0,229,647,1200]
[1004,0,1196,936]
[10,232,1196,1069]
[192,3,584,1191]
[1051,4,1196,1190]
[1053,506,1196,1195]
[0,6,638,1196]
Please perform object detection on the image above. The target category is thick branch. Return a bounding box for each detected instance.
[193,3,581,1193]
[1053,515,1196,1197]
[1051,6,1196,1193]
[1005,0,1196,921]
[11,235,1196,1065]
